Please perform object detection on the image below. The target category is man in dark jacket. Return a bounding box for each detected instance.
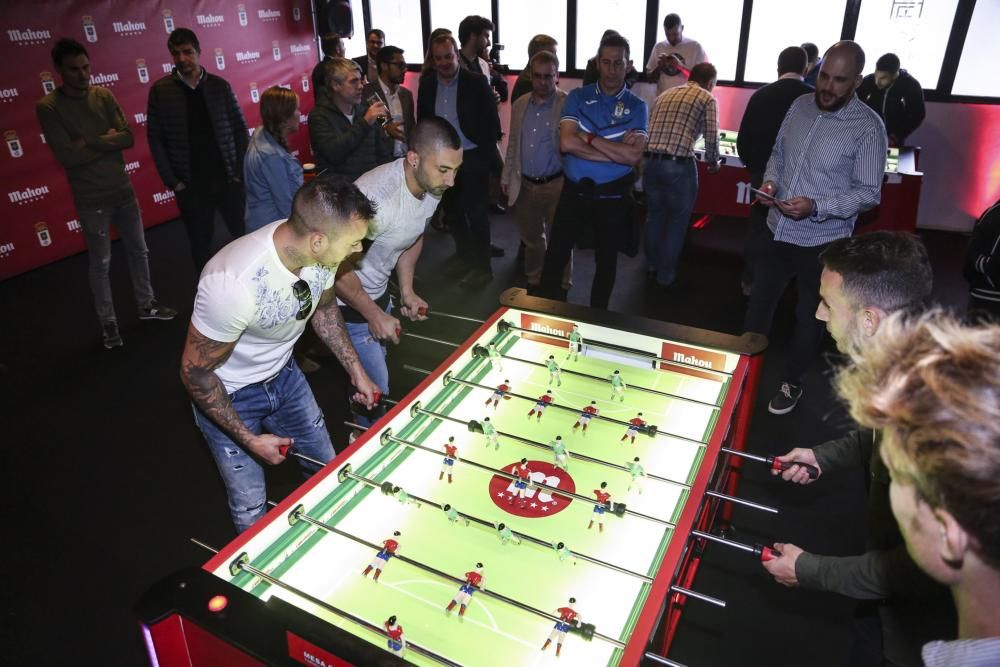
[309,58,391,182]
[353,29,384,83]
[857,53,926,147]
[737,46,813,295]
[763,232,957,667]
[418,34,501,288]
[312,33,345,106]
[963,199,1000,322]
[147,28,248,271]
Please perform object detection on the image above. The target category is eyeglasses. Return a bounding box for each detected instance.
[292,279,312,320]
[389,61,407,68]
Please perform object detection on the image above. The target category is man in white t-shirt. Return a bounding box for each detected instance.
[646,13,708,95]
[180,176,380,532]
[337,118,463,425]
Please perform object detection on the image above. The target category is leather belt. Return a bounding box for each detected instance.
[523,171,564,185]
[643,151,693,161]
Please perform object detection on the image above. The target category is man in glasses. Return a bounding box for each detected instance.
[363,46,415,162]
[180,176,380,533]
[336,118,462,427]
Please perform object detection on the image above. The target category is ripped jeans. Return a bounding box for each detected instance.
[193,356,334,533]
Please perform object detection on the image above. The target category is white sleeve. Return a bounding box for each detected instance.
[191,272,255,342]
[646,43,663,74]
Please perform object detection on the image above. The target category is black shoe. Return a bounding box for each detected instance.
[102,321,124,349]
[138,300,178,321]
[459,268,494,289]
[490,244,505,258]
[768,382,803,415]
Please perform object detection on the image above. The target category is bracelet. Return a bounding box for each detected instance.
[586,133,596,146]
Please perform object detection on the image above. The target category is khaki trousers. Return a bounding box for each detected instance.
[513,176,572,288]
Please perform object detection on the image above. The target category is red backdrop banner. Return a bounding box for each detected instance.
[0,0,319,279]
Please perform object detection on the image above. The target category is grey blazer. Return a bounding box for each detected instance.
[501,88,567,206]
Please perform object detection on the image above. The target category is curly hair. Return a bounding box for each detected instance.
[837,310,1000,568]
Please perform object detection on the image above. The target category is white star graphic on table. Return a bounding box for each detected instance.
[497,492,505,498]
[530,502,537,508]
[541,506,550,511]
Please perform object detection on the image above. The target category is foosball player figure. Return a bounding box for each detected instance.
[621,412,646,444]
[445,562,485,617]
[510,458,532,506]
[527,390,553,421]
[551,435,570,470]
[443,503,470,526]
[572,401,599,434]
[485,379,511,408]
[393,485,422,508]
[384,615,406,657]
[626,456,646,494]
[494,521,522,545]
[566,325,582,361]
[609,370,626,402]
[482,416,499,450]
[488,343,503,371]
[588,483,611,532]
[541,597,579,657]
[552,541,577,565]
[546,355,562,386]
[439,437,458,483]
[362,531,400,582]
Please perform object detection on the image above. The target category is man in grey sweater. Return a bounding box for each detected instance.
[763,232,956,666]
[36,38,175,349]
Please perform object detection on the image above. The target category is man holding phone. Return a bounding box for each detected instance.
[743,41,887,415]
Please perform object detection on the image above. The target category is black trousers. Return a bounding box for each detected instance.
[743,232,829,384]
[743,170,769,285]
[540,178,631,309]
[441,147,492,272]
[176,177,246,271]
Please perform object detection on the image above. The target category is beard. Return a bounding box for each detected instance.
[815,89,851,112]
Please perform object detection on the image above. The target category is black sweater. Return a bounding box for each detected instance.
[737,77,813,174]
[964,200,1000,312]
[857,70,926,146]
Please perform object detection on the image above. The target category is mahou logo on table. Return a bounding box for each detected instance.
[660,342,729,381]
[519,313,574,347]
[490,460,575,518]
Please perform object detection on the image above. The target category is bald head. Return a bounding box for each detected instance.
[824,40,866,77]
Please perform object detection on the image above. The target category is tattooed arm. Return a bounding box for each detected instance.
[312,287,380,406]
[179,323,288,464]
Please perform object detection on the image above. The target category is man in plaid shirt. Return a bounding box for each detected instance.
[643,63,721,288]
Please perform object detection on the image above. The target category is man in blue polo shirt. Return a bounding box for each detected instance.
[537,33,647,309]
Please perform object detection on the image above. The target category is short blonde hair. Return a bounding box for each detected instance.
[836,310,1000,567]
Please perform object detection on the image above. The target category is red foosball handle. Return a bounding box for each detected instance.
[760,545,782,562]
[373,390,382,405]
[279,444,291,457]
[418,306,428,317]
[770,457,820,480]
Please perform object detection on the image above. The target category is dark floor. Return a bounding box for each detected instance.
[0,210,970,666]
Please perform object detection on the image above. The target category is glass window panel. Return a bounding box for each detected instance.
[429,0,492,37]
[338,0,368,59]
[854,0,959,89]
[652,0,743,81]
[575,0,647,71]
[744,0,843,83]
[369,0,425,66]
[953,0,1000,97]
[497,0,567,71]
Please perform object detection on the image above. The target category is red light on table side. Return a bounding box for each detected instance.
[207,595,228,612]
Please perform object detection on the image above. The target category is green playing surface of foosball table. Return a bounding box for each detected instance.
[205,306,747,666]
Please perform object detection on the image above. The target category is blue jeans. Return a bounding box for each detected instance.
[644,158,698,286]
[344,300,392,427]
[193,357,334,533]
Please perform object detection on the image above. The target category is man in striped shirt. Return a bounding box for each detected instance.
[744,41,887,415]
[643,62,720,288]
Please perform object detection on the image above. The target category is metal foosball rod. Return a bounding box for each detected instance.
[325,469,654,584]
[644,651,689,667]
[408,402,693,491]
[495,320,733,381]
[401,331,460,347]
[668,585,725,608]
[721,447,820,480]
[188,538,461,666]
[690,529,782,562]
[703,491,778,514]
[379,429,676,529]
[282,504,626,650]
[474,344,721,410]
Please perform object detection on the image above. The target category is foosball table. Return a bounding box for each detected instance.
[136,290,769,666]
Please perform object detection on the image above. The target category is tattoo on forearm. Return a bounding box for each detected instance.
[180,327,255,446]
[311,303,361,371]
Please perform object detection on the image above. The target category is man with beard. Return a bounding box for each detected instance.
[336,118,462,426]
[744,41,887,415]
[762,232,957,666]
